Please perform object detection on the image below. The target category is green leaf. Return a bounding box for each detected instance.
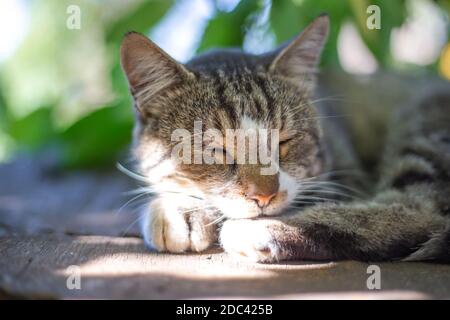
[7,107,55,150]
[270,0,352,67]
[111,53,130,97]
[198,0,262,52]
[60,102,133,168]
[0,83,8,130]
[105,0,174,43]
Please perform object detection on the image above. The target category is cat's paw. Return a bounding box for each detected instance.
[141,199,217,253]
[220,219,287,262]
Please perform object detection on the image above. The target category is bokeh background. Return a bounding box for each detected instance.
[0,0,449,169]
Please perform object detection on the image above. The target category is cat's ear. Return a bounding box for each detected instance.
[120,32,194,110]
[268,15,329,90]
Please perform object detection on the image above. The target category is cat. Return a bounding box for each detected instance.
[120,15,450,263]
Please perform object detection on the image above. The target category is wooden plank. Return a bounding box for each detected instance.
[1,234,449,299]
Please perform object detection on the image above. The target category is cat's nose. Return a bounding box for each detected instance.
[245,182,278,208]
[249,192,277,208]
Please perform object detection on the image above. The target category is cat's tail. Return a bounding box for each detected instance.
[403,219,450,263]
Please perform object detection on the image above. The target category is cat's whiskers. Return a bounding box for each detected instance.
[205,214,227,227]
[117,163,206,200]
[300,114,352,122]
[120,208,146,237]
[116,162,150,183]
[290,95,349,118]
[287,201,318,210]
[122,186,156,196]
[116,192,152,216]
[298,180,368,197]
[292,170,368,205]
[179,204,226,228]
[118,186,207,218]
[295,195,338,202]
[290,200,317,205]
[124,186,205,200]
[301,188,358,200]
[180,205,216,214]
[299,182,360,198]
[303,168,365,179]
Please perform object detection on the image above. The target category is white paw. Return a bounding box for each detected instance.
[141,200,190,253]
[220,219,283,262]
[141,198,218,253]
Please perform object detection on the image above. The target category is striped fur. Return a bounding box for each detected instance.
[121,16,450,262]
[221,91,450,262]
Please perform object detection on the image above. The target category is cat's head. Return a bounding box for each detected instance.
[120,15,329,219]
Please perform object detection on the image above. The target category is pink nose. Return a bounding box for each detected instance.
[248,193,277,208]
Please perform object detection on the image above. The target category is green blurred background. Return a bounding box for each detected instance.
[0,0,449,169]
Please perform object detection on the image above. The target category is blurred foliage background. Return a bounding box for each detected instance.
[0,0,449,169]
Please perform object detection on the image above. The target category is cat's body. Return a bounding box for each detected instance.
[121,16,450,262]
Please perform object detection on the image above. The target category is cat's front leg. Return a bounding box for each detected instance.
[141,196,219,253]
[220,193,448,263]
[220,214,349,262]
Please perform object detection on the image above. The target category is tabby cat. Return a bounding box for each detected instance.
[120,15,450,262]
